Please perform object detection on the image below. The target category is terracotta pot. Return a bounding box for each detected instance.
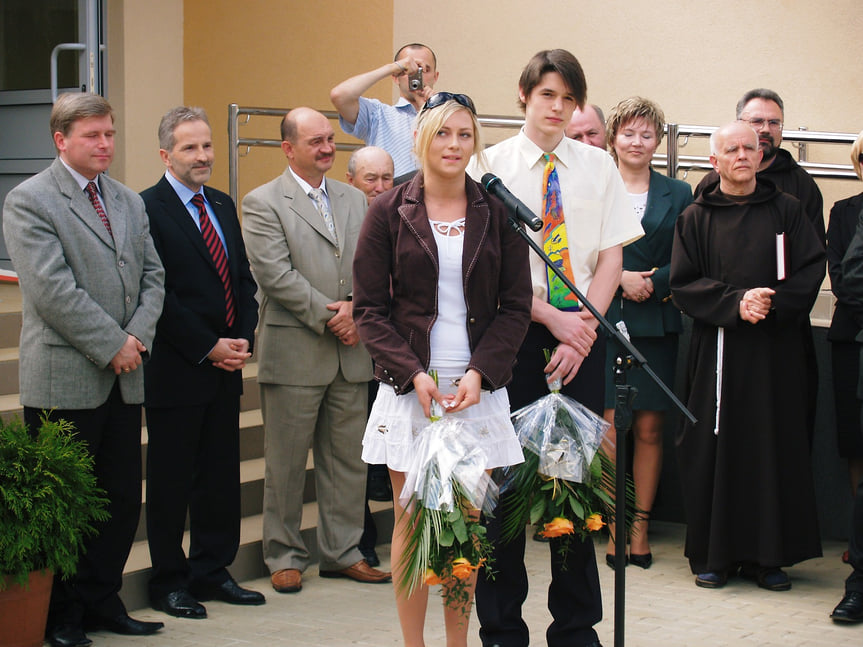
[0,570,53,647]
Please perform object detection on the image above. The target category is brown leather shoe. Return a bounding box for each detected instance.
[319,559,392,584]
[271,568,302,593]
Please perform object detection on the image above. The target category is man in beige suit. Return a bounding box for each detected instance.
[242,107,389,594]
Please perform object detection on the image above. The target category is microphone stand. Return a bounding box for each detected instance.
[504,214,695,647]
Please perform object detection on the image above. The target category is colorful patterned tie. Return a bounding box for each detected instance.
[85,181,113,236]
[541,154,578,310]
[192,193,236,327]
[309,188,339,246]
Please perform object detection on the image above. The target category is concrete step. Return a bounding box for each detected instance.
[121,500,396,612]
[0,347,18,396]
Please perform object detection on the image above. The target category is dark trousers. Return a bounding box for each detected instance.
[145,380,241,599]
[476,323,605,647]
[24,381,142,628]
[848,477,863,593]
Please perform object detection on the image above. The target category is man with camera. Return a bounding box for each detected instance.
[330,43,438,178]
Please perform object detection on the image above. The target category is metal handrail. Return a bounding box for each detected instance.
[228,103,860,206]
[665,124,858,180]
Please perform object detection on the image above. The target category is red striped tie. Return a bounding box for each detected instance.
[85,181,113,236]
[192,193,236,327]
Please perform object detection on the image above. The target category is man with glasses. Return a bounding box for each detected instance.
[696,89,824,242]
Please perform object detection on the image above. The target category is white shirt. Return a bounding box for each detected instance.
[468,130,642,301]
[428,218,471,373]
[288,166,331,212]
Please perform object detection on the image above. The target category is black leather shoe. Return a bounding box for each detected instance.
[87,613,164,635]
[831,591,863,622]
[190,577,266,606]
[151,588,207,618]
[46,624,91,647]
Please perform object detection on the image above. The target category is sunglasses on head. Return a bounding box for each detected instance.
[421,92,476,115]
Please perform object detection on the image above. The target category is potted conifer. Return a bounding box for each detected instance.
[0,416,109,647]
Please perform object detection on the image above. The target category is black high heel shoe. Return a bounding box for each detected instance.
[605,553,628,570]
[629,552,653,569]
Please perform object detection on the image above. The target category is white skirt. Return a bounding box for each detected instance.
[362,374,524,473]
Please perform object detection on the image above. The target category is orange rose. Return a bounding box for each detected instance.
[424,568,443,586]
[540,517,575,538]
[451,557,475,580]
[584,513,605,532]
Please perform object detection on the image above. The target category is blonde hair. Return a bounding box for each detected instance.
[605,96,666,163]
[413,100,482,170]
[851,130,863,181]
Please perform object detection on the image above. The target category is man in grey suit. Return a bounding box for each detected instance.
[242,107,390,595]
[2,93,165,647]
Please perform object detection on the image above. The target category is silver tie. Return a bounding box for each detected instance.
[309,188,338,246]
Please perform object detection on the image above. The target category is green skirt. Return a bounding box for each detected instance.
[603,334,679,411]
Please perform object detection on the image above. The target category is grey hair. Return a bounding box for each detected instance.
[347,146,392,176]
[735,89,784,118]
[158,106,209,150]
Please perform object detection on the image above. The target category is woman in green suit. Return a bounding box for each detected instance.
[602,97,692,569]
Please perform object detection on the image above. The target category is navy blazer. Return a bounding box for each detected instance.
[141,176,258,407]
[605,168,692,337]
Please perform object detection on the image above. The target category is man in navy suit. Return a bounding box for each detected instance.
[141,107,263,620]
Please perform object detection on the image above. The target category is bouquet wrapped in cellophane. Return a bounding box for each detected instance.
[500,360,635,554]
[398,397,497,615]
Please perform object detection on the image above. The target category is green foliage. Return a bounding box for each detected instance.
[0,415,110,590]
[398,479,493,616]
[501,447,638,547]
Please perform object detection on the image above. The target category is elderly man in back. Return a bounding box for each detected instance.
[345,146,394,205]
[344,144,395,567]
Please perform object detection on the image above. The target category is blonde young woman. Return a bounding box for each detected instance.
[352,93,532,647]
[602,97,692,569]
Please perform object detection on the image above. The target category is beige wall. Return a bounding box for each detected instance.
[182,0,394,200]
[394,0,863,220]
[107,0,184,191]
[112,0,863,224]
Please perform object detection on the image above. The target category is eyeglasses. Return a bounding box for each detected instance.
[421,92,476,115]
[743,117,783,130]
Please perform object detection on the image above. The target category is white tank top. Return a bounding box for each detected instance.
[428,218,471,373]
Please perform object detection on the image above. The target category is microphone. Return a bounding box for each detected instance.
[482,173,543,232]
